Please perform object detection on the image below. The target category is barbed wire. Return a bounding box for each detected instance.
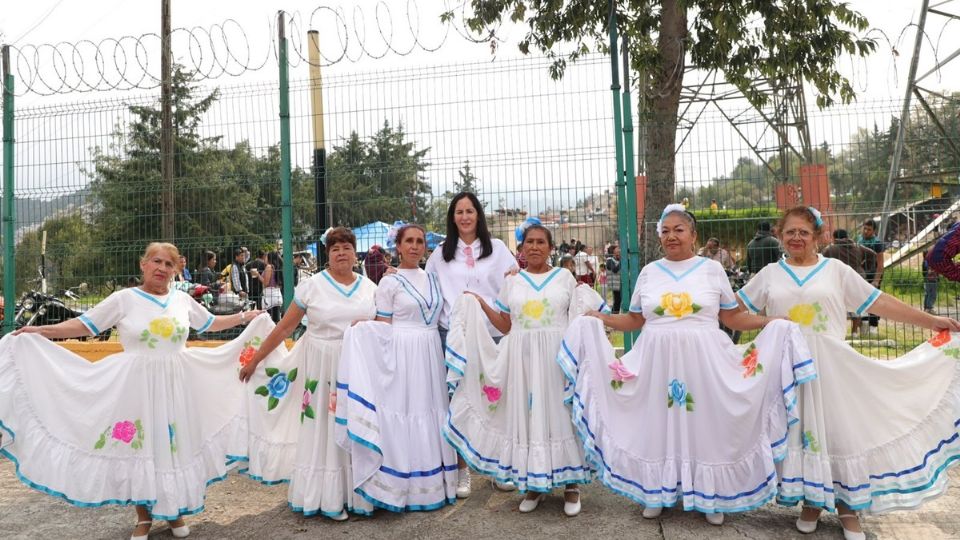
[2,0,506,96]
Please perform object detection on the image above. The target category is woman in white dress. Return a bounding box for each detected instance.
[239,227,377,520]
[737,206,960,540]
[444,224,593,517]
[0,242,269,540]
[335,224,458,512]
[425,191,518,497]
[559,205,813,525]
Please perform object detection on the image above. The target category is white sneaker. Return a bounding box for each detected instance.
[456,469,472,498]
[704,512,724,526]
[642,506,662,519]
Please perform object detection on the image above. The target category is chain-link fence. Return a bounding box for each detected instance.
[2,37,959,357]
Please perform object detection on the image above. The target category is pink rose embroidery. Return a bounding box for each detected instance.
[482,385,502,403]
[609,360,636,390]
[112,420,137,444]
[302,390,312,413]
[328,391,337,414]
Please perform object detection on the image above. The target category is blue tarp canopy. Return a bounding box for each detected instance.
[352,221,391,253]
[426,231,446,250]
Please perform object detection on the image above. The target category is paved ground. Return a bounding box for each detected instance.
[2,461,958,539]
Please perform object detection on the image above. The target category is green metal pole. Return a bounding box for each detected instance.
[608,6,633,352]
[620,37,640,350]
[2,46,15,335]
[278,13,294,309]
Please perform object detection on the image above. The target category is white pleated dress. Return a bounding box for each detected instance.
[335,268,458,512]
[444,268,605,493]
[0,288,290,520]
[738,255,960,513]
[283,271,378,517]
[557,256,815,513]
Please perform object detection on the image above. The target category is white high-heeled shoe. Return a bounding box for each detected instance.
[796,506,820,534]
[839,513,866,540]
[130,520,152,540]
[704,512,724,526]
[518,493,546,513]
[562,488,581,517]
[641,506,662,519]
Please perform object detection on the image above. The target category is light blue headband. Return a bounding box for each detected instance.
[807,206,823,227]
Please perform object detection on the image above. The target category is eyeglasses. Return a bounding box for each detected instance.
[464,245,475,269]
[782,229,814,239]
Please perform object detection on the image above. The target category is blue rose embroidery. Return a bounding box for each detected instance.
[268,373,291,398]
[667,379,694,411]
[254,367,299,411]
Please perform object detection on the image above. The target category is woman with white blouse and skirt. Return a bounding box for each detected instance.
[425,192,518,497]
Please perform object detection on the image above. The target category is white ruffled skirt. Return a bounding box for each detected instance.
[0,315,292,520]
[777,330,960,514]
[444,297,590,492]
[558,317,814,513]
[336,321,457,512]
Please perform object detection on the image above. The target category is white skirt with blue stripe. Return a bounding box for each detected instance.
[335,321,458,512]
[558,317,815,514]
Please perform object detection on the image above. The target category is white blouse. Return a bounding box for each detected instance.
[425,237,518,335]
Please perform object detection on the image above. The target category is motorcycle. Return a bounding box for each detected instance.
[14,283,113,341]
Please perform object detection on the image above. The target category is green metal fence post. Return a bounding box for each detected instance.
[608,5,634,352]
[620,37,640,350]
[277,13,294,309]
[2,46,15,335]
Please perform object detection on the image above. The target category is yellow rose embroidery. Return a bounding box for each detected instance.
[521,300,546,320]
[788,302,828,332]
[148,317,176,338]
[654,292,701,319]
[787,304,816,326]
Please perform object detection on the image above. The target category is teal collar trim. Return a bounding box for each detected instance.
[131,288,171,308]
[778,257,830,287]
[654,257,707,282]
[320,271,361,298]
[519,267,563,292]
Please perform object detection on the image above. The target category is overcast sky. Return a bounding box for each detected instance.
[1,0,958,214]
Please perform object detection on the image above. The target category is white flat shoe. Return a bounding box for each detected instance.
[130,520,152,540]
[494,480,517,492]
[642,506,662,519]
[170,524,190,538]
[329,510,349,522]
[518,493,546,513]
[839,514,866,540]
[563,488,581,517]
[796,517,818,534]
[704,512,724,525]
[456,469,472,498]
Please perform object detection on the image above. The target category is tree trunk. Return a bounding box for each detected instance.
[641,0,687,262]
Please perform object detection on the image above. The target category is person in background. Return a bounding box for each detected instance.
[175,255,192,283]
[698,237,735,271]
[230,247,249,299]
[745,221,782,274]
[574,243,595,285]
[246,250,267,310]
[605,244,622,313]
[923,250,939,314]
[259,252,283,322]
[927,221,960,281]
[364,245,389,285]
[196,250,222,301]
[858,218,885,336]
[710,199,719,212]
